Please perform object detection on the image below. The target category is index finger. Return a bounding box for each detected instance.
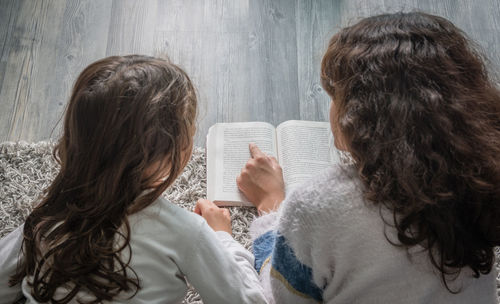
[249,143,265,158]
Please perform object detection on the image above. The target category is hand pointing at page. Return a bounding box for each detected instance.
[236,143,285,214]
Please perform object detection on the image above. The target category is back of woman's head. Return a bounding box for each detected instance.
[11,55,197,302]
[321,12,500,290]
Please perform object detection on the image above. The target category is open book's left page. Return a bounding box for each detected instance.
[206,122,277,206]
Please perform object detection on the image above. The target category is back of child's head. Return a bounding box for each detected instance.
[11,55,197,302]
[321,12,500,291]
[60,55,196,210]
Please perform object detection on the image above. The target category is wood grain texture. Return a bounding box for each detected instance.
[1,0,500,146]
[296,0,341,122]
[47,0,113,138]
[106,0,157,56]
[0,0,66,141]
[153,0,300,145]
[247,0,299,126]
[0,0,21,94]
[153,0,251,145]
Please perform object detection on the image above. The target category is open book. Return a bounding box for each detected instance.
[206,120,341,207]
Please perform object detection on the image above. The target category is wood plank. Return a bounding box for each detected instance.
[154,0,246,146]
[106,0,158,56]
[296,0,341,122]
[0,0,24,142]
[0,0,22,96]
[42,0,113,139]
[0,0,66,142]
[247,0,299,126]
[154,0,299,147]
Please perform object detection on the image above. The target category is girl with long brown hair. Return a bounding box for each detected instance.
[233,12,500,303]
[0,55,266,303]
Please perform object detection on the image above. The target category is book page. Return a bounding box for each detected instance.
[206,122,277,206]
[276,120,339,192]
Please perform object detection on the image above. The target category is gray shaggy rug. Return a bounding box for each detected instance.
[1,141,499,303]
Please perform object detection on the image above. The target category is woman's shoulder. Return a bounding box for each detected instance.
[274,164,368,266]
[277,163,367,230]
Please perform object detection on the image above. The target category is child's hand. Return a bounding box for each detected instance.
[194,199,232,234]
[237,143,285,214]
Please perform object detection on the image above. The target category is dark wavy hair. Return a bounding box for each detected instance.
[321,12,500,291]
[10,55,197,302]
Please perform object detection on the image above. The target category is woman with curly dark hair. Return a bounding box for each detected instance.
[234,12,500,303]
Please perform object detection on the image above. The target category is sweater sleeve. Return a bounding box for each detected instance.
[0,225,24,304]
[177,219,267,304]
[249,189,328,304]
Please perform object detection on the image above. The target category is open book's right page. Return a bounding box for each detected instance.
[276,120,340,192]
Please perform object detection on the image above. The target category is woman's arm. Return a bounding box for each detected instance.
[250,194,325,304]
[237,143,325,303]
[0,225,25,304]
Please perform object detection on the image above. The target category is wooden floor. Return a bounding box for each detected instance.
[1,0,500,147]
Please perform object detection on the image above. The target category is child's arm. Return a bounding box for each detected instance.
[0,225,25,304]
[178,218,267,304]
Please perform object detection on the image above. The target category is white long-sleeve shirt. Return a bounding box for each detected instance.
[0,196,267,304]
[250,164,498,304]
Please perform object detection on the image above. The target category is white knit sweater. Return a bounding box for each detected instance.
[250,164,498,304]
